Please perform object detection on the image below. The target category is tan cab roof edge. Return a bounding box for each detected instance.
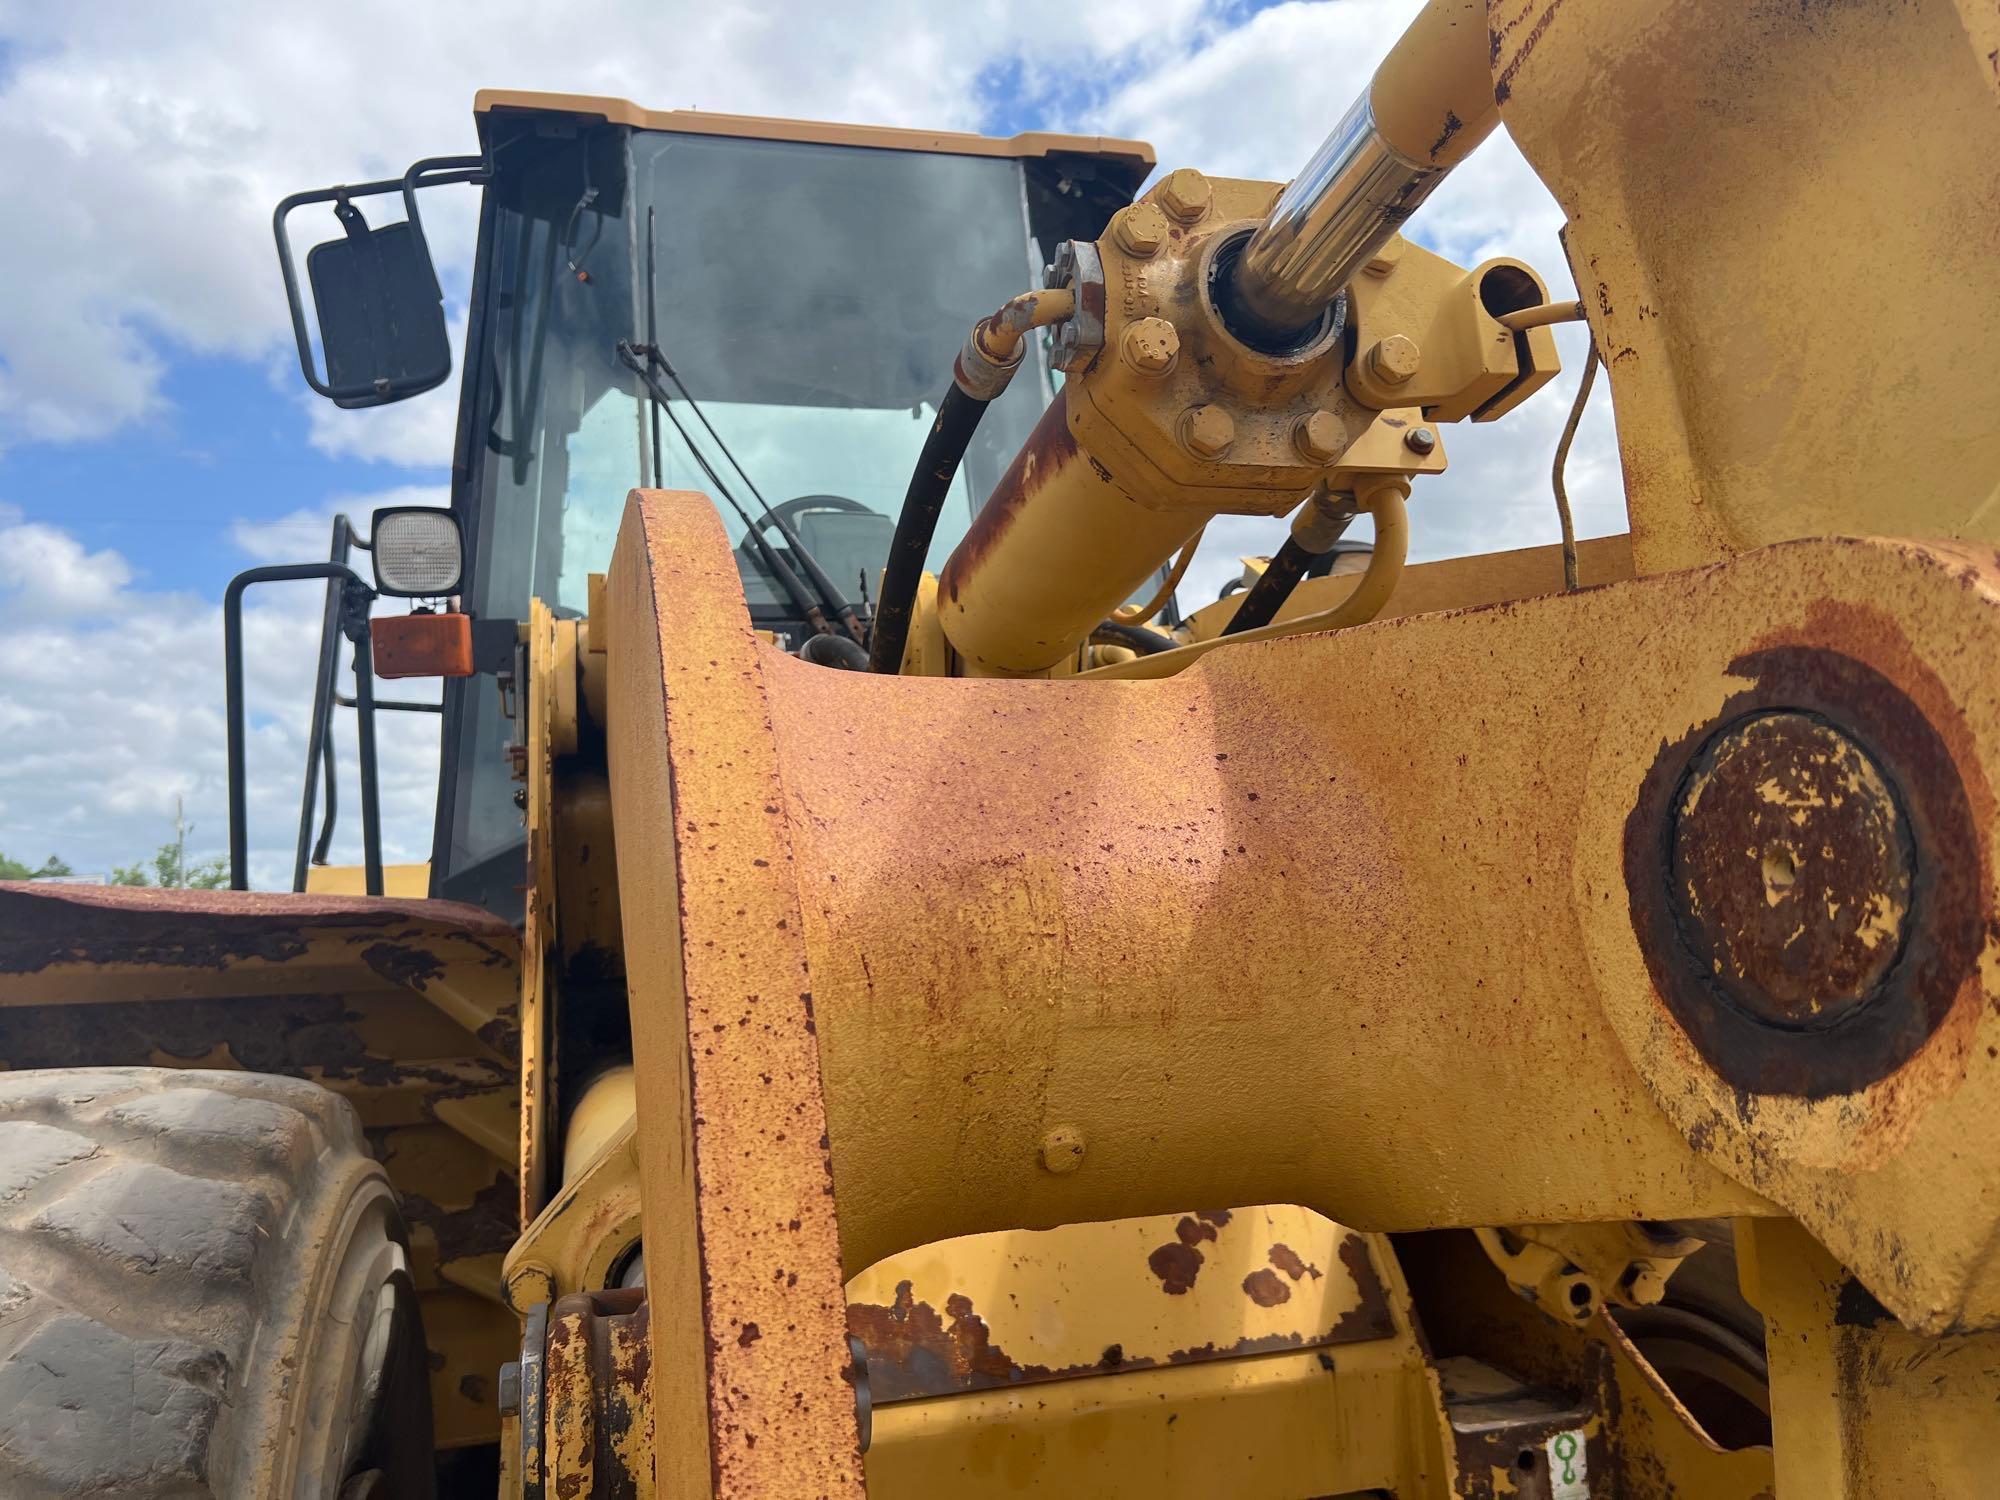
[472,89,1155,173]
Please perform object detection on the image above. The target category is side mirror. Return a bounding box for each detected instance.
[274,154,487,408]
[370,507,464,597]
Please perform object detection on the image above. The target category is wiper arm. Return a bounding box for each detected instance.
[617,340,866,644]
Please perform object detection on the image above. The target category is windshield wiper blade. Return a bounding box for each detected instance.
[617,341,839,635]
[618,339,866,644]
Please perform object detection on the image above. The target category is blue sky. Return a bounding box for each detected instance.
[0,0,1620,887]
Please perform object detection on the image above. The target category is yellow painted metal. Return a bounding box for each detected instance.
[518,598,559,1226]
[1739,1217,2000,1497]
[614,491,2000,1357]
[1343,245,1560,420]
[1493,0,2000,574]
[303,860,432,896]
[1177,532,1637,644]
[1594,1316,1774,1500]
[473,89,1155,183]
[1366,0,1498,173]
[563,1065,636,1185]
[932,159,1557,678]
[867,1343,1428,1499]
[847,1207,1398,1397]
[504,1109,642,1302]
[607,494,866,1498]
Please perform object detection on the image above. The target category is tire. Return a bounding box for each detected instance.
[0,1068,436,1499]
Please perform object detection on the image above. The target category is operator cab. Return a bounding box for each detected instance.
[262,95,1153,914]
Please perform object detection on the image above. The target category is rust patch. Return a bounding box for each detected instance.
[1666,713,1911,1027]
[1148,1240,1204,1295]
[360,940,447,992]
[1624,625,1988,1097]
[1165,1330,1310,1364]
[1329,1234,1397,1342]
[0,883,511,976]
[847,1281,1039,1401]
[1243,1267,1292,1306]
[401,1177,523,1266]
[1493,0,1571,105]
[1175,1214,1217,1248]
[1269,1243,1323,1281]
[937,388,1078,602]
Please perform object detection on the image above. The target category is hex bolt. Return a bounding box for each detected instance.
[1368,334,1421,385]
[1040,1124,1086,1174]
[505,1262,556,1314]
[497,1361,523,1418]
[1119,317,1180,375]
[1293,409,1346,464]
[1404,426,1437,456]
[1156,167,1212,224]
[1112,203,1169,259]
[1180,405,1236,459]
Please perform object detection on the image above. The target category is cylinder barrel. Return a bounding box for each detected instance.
[937,392,1201,676]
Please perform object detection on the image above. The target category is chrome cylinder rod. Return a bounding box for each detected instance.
[1228,0,1500,341]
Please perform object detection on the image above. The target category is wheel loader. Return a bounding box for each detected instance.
[3,0,1999,1494]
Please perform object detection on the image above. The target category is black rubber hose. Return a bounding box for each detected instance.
[798,632,870,670]
[1221,535,1316,636]
[1089,619,1174,656]
[869,383,990,674]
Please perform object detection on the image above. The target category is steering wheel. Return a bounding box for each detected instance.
[738,493,875,556]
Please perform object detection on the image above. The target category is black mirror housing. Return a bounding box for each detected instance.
[274,155,488,408]
[308,215,451,408]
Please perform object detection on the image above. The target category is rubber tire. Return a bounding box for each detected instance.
[0,1068,435,1499]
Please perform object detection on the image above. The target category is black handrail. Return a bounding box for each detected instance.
[226,562,383,895]
[293,515,367,889]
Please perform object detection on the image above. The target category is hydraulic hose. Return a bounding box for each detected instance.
[1222,536,1318,636]
[869,289,1076,675]
[868,383,992,674]
[1223,484,1361,635]
[1089,619,1175,656]
[1073,480,1408,683]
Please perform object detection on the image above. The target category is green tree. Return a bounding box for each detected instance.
[115,798,229,890]
[0,853,73,881]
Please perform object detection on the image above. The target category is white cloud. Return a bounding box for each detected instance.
[0,0,1213,449]
[302,310,468,469]
[228,483,450,563]
[0,518,135,614]
[0,504,444,886]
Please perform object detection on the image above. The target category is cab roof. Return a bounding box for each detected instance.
[473,89,1156,195]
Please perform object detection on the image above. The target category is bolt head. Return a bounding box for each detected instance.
[1293,409,1345,464]
[1155,167,1212,224]
[1368,334,1421,385]
[1040,1124,1086,1174]
[1181,404,1235,459]
[1404,426,1437,456]
[497,1361,522,1418]
[1119,317,1180,375]
[1112,202,1168,258]
[1667,712,1910,1028]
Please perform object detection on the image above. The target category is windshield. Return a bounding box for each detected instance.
[441,126,1058,891]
